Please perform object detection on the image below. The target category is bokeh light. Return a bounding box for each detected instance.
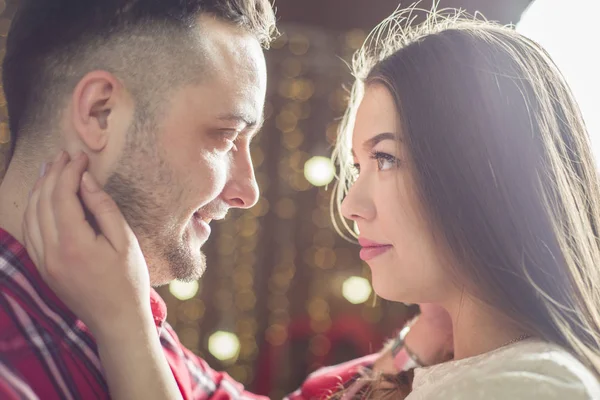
[169,280,199,301]
[208,331,240,361]
[342,276,372,304]
[304,156,335,187]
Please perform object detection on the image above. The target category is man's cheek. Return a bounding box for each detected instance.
[202,156,229,198]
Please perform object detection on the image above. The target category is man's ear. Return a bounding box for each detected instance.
[71,71,125,151]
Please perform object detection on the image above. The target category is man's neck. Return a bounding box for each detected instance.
[0,159,40,244]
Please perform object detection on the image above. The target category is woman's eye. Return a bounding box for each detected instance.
[371,151,400,171]
[348,152,399,181]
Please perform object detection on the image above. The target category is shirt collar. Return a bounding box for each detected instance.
[0,226,168,329]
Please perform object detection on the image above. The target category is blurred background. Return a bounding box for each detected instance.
[0,0,597,398]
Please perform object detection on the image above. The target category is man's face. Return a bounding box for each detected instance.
[105,18,266,286]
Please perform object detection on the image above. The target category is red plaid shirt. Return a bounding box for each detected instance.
[0,227,379,400]
[0,227,271,400]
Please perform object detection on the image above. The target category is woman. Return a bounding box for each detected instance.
[331,7,600,399]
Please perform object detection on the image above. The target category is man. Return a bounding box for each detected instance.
[0,0,450,398]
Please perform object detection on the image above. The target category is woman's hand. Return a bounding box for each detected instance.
[23,150,182,400]
[404,303,454,366]
[23,150,151,336]
[374,303,454,373]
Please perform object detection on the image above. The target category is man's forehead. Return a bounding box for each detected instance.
[182,17,267,125]
[181,79,263,132]
[191,15,265,67]
[188,18,266,94]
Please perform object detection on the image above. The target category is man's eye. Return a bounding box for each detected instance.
[218,130,240,151]
[220,130,240,141]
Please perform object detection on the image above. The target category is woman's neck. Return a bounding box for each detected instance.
[444,293,530,360]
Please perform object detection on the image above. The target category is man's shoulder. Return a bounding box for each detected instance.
[0,297,35,359]
[0,357,39,400]
[0,246,109,399]
[0,257,78,348]
[0,262,46,364]
[0,228,84,346]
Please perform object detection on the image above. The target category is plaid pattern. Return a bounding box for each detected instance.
[0,228,266,400]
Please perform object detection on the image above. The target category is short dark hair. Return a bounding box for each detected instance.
[2,0,276,159]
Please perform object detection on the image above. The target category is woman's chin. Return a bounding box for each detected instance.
[372,281,428,304]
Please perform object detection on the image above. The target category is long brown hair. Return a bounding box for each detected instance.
[331,5,600,398]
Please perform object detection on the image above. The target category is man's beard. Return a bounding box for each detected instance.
[102,136,206,286]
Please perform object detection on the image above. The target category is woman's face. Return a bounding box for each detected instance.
[341,83,455,304]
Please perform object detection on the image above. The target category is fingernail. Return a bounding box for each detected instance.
[39,162,52,177]
[44,162,52,177]
[81,172,100,193]
[54,150,64,163]
[39,163,47,178]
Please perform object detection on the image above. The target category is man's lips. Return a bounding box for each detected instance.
[191,213,211,242]
[190,208,229,243]
[193,207,228,224]
[193,211,212,225]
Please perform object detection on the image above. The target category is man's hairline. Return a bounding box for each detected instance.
[9,11,268,159]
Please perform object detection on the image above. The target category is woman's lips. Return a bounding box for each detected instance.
[358,238,392,261]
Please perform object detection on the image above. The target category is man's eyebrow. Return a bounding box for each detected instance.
[217,112,264,137]
[217,112,259,127]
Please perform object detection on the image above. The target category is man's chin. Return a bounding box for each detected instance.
[175,258,207,282]
[146,243,207,286]
[178,245,207,276]
[149,264,205,287]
